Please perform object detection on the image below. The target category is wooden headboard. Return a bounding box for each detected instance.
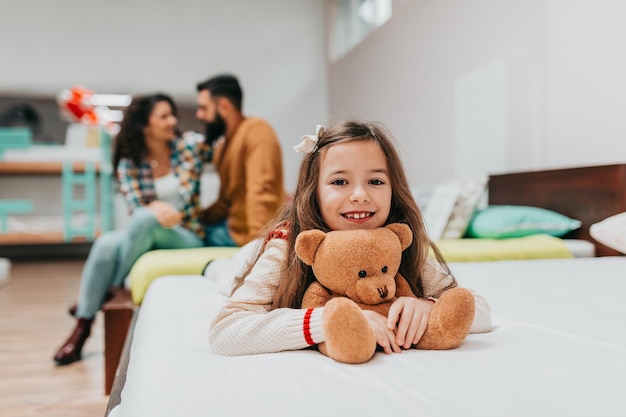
[488,164,626,257]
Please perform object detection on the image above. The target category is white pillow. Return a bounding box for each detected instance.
[441,177,488,239]
[414,177,488,241]
[421,182,461,241]
[204,238,262,295]
[589,212,626,254]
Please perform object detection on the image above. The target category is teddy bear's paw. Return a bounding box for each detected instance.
[321,298,376,364]
[416,287,475,350]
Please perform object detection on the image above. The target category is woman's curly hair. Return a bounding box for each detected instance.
[113,93,178,171]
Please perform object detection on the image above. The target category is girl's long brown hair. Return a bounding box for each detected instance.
[233,119,455,309]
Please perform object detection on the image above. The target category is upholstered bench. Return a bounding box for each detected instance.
[128,246,240,304]
[102,246,241,395]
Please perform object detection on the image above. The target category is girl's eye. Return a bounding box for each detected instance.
[358,270,367,278]
[369,179,385,185]
[331,179,347,185]
[382,266,388,273]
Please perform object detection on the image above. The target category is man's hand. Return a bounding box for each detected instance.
[200,201,228,225]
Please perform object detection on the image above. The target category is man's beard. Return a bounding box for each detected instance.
[204,113,227,145]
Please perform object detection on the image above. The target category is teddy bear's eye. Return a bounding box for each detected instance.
[382,266,388,273]
[358,270,367,278]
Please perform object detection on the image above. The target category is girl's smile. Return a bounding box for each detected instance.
[317,139,392,231]
[342,211,374,220]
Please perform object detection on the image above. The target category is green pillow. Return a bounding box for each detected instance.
[466,205,581,238]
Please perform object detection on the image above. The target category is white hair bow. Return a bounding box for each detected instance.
[294,125,325,153]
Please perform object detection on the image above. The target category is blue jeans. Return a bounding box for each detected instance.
[205,220,238,247]
[75,207,204,318]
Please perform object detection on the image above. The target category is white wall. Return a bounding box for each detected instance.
[546,0,626,168]
[328,0,626,186]
[0,0,329,191]
[6,0,626,192]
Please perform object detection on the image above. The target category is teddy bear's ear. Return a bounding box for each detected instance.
[294,229,327,266]
[385,223,413,250]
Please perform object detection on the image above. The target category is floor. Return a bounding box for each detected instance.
[0,259,109,417]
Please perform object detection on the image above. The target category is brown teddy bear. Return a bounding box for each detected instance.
[295,223,475,364]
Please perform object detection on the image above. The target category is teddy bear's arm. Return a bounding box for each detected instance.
[302,282,333,308]
[395,274,418,298]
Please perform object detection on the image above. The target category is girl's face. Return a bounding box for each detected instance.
[317,139,392,231]
[143,101,177,143]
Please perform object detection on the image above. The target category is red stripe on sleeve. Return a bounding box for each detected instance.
[303,308,315,345]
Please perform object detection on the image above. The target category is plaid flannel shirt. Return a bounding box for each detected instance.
[116,131,212,239]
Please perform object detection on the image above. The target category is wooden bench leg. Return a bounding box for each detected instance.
[105,307,139,415]
[102,289,136,395]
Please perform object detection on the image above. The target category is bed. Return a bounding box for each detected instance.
[105,164,626,417]
[487,163,626,257]
[413,164,626,261]
[106,256,626,417]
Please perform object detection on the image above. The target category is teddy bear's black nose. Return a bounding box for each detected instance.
[377,287,389,298]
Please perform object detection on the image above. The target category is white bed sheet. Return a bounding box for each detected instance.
[109,257,626,417]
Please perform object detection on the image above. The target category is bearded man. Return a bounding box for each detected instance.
[196,74,286,246]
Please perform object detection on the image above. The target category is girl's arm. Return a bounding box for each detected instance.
[208,239,326,356]
[422,258,492,334]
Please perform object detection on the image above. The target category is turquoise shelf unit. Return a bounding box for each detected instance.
[99,131,114,233]
[0,127,32,159]
[62,128,115,242]
[0,128,34,232]
[0,200,33,233]
[62,160,97,242]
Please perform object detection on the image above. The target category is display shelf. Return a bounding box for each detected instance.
[0,139,114,253]
[0,231,99,245]
[0,160,102,175]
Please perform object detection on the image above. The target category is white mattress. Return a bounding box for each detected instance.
[109,257,626,417]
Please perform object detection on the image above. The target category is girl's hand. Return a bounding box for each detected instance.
[147,201,182,228]
[387,297,434,349]
[362,310,402,354]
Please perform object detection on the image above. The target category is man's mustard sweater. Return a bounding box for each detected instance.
[206,117,285,246]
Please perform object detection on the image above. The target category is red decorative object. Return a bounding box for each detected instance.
[57,85,100,125]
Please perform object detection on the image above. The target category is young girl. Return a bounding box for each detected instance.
[209,120,491,356]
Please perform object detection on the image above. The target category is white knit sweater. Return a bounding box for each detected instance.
[208,238,492,356]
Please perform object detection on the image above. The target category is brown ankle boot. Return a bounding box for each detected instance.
[53,317,94,366]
